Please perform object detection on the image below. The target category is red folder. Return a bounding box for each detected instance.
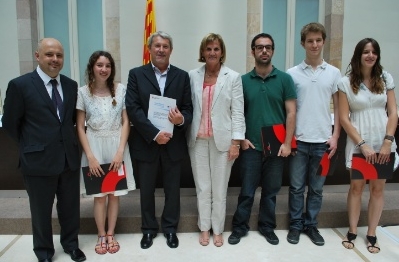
[317,150,339,176]
[261,124,297,156]
[351,153,395,180]
[82,163,128,195]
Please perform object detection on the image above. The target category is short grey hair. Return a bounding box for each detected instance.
[147,31,173,49]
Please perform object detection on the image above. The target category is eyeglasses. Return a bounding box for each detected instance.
[253,45,273,52]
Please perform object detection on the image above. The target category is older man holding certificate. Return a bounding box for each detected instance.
[126,31,193,249]
[148,94,176,134]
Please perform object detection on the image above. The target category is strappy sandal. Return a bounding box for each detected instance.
[341,231,357,249]
[199,231,210,246]
[213,234,224,247]
[366,235,380,254]
[106,234,120,254]
[95,235,107,255]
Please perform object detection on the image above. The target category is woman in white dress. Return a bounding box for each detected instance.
[338,38,397,253]
[76,51,135,254]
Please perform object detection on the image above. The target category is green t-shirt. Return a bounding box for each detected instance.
[242,66,297,151]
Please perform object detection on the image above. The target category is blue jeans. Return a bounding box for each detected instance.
[232,148,285,234]
[288,141,327,230]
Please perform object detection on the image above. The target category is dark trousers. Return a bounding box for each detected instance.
[137,147,182,234]
[23,168,80,260]
[232,148,285,234]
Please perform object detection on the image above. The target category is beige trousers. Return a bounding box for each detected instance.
[189,137,234,234]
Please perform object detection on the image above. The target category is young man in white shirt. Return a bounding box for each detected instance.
[286,22,341,246]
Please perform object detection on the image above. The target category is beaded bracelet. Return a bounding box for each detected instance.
[355,139,365,149]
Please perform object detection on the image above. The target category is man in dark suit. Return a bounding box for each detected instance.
[2,38,86,262]
[126,31,193,249]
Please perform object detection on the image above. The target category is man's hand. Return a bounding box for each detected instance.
[156,131,173,145]
[168,107,184,125]
[241,139,255,150]
[326,136,338,159]
[278,143,291,157]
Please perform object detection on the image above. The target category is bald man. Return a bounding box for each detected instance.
[2,38,86,262]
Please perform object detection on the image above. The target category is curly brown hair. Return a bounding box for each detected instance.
[346,38,384,94]
[85,50,117,106]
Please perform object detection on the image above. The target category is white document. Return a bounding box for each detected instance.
[148,94,176,134]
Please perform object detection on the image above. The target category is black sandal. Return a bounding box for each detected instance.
[341,231,357,249]
[366,235,381,253]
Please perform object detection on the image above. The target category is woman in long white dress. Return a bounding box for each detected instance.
[76,51,135,254]
[338,38,397,253]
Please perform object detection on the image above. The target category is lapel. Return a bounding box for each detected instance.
[31,70,60,121]
[212,65,229,109]
[195,66,206,112]
[164,65,177,94]
[59,75,70,122]
[143,63,162,95]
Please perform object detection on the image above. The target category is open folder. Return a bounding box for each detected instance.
[261,124,297,156]
[351,153,395,180]
[82,163,128,195]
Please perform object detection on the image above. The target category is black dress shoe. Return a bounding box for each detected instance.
[38,259,52,262]
[64,248,86,262]
[140,233,157,249]
[164,233,179,248]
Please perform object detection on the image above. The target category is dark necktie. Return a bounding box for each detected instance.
[50,79,63,120]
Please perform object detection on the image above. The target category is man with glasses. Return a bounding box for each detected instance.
[228,33,297,245]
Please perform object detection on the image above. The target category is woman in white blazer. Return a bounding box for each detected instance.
[187,33,245,247]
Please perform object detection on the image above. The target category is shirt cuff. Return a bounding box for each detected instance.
[153,131,161,141]
[177,116,185,126]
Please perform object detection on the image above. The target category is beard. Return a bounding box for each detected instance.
[255,55,271,66]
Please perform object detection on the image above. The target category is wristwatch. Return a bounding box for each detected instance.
[384,135,395,142]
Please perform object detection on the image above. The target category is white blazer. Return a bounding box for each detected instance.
[187,64,245,151]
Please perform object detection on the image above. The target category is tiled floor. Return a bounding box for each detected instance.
[1,226,398,262]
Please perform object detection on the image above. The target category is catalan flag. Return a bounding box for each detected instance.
[143,0,156,65]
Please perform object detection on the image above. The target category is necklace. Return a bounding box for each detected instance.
[205,70,219,78]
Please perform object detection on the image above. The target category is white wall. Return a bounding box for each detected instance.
[120,0,247,86]
[342,0,399,98]
[0,0,19,111]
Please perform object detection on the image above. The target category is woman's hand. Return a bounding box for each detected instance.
[228,144,240,161]
[377,140,392,164]
[87,156,105,177]
[360,144,377,164]
[110,151,124,172]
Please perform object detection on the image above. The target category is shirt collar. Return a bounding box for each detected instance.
[300,59,327,70]
[36,66,61,85]
[151,62,170,74]
[249,66,277,79]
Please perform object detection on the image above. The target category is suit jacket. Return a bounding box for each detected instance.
[187,65,245,151]
[126,63,193,162]
[2,70,80,176]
